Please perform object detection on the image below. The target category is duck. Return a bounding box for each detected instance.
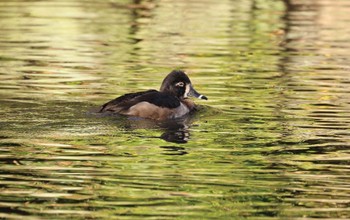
[99,70,207,120]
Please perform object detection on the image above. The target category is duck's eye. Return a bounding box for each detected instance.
[176,82,185,87]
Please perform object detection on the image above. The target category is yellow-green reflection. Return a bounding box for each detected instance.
[0,0,350,219]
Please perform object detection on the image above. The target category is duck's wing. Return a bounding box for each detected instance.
[99,90,181,113]
[99,89,156,112]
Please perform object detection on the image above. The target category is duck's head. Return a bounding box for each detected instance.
[160,70,208,100]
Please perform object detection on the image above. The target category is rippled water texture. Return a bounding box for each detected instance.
[1,0,350,219]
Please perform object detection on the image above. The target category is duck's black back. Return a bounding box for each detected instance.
[99,90,181,113]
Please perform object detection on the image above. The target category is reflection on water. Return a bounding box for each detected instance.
[1,0,350,219]
[91,105,203,144]
[96,112,194,144]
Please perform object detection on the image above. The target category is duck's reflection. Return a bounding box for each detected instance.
[123,115,193,144]
[160,129,188,144]
[159,146,188,155]
[90,106,197,144]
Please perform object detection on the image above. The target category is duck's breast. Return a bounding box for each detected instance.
[171,103,190,118]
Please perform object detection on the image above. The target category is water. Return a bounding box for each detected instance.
[1,0,350,219]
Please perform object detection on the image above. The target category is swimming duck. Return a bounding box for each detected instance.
[99,70,207,120]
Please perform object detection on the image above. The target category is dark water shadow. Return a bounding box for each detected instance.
[122,115,193,144]
[89,107,196,144]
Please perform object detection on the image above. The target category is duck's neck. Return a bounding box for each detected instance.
[181,99,196,111]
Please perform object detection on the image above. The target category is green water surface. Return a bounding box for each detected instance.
[1,0,349,219]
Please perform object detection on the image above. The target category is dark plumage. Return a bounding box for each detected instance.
[99,70,207,120]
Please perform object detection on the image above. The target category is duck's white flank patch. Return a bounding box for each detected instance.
[184,84,190,98]
[172,103,190,118]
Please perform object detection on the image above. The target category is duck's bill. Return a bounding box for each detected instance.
[189,85,208,100]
